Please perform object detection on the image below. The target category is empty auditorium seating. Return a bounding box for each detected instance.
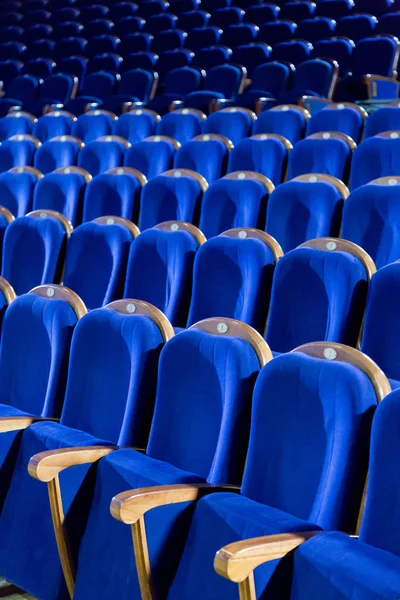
[350,132,400,190]
[32,111,76,143]
[0,134,40,172]
[71,110,117,143]
[184,64,245,113]
[2,210,71,295]
[79,136,131,176]
[0,166,41,217]
[124,135,179,179]
[34,135,82,174]
[364,105,400,138]
[157,108,205,144]
[63,216,136,309]
[228,135,291,186]
[253,105,309,144]
[175,134,232,183]
[148,66,204,115]
[0,111,35,141]
[203,107,255,145]
[307,102,366,143]
[113,109,160,144]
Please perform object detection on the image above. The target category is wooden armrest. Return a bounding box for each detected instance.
[28,445,116,482]
[214,532,321,583]
[111,483,240,525]
[0,416,59,433]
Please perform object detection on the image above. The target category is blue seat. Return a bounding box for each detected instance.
[354,0,393,14]
[307,102,365,143]
[364,106,400,138]
[56,36,88,59]
[120,51,159,74]
[209,6,245,27]
[0,134,40,173]
[228,134,290,186]
[34,135,82,175]
[178,10,209,31]
[83,167,145,223]
[288,132,355,182]
[25,74,79,117]
[80,5,110,22]
[167,344,384,599]
[316,0,354,18]
[265,238,372,352]
[199,171,273,238]
[273,40,313,66]
[139,169,206,230]
[175,134,232,184]
[350,132,400,190]
[254,105,309,144]
[138,0,169,18]
[124,222,204,326]
[63,216,135,309]
[279,59,339,104]
[0,167,41,217]
[52,7,80,23]
[26,39,55,60]
[203,107,255,145]
[112,109,160,144]
[266,174,347,253]
[169,0,200,13]
[2,210,71,295]
[71,110,117,143]
[86,34,120,57]
[124,136,179,180]
[145,12,178,35]
[53,21,85,39]
[236,62,293,108]
[244,4,280,25]
[376,12,400,36]
[61,316,268,600]
[106,69,157,113]
[232,43,272,78]
[156,48,195,82]
[187,26,221,52]
[341,176,400,269]
[0,61,23,90]
[295,16,336,42]
[195,45,232,71]
[78,136,130,177]
[114,16,146,35]
[56,57,88,88]
[0,75,40,116]
[312,38,354,77]
[187,229,281,332]
[110,2,138,18]
[152,29,187,53]
[281,0,316,21]
[87,53,123,76]
[23,58,55,80]
[0,41,26,60]
[119,33,153,54]
[32,167,91,226]
[258,20,297,46]
[65,72,116,115]
[0,26,23,43]
[0,298,170,600]
[0,112,35,141]
[149,67,204,115]
[33,111,76,143]
[157,109,205,145]
[184,64,245,113]
[221,23,258,47]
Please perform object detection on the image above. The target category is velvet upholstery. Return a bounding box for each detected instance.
[157,111,204,145]
[124,138,176,179]
[228,137,288,186]
[63,221,133,309]
[0,137,36,172]
[253,109,307,145]
[288,136,352,181]
[364,107,400,138]
[34,138,80,174]
[174,137,229,184]
[0,114,33,141]
[71,112,115,143]
[350,135,400,190]
[78,139,126,177]
[33,172,87,226]
[2,215,67,295]
[203,110,254,145]
[113,111,158,145]
[265,247,368,353]
[0,170,36,217]
[307,106,364,142]
[124,227,199,327]
[83,171,142,224]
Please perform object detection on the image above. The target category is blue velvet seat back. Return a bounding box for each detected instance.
[0,293,78,417]
[307,107,363,142]
[352,36,398,78]
[342,183,400,269]
[60,309,164,448]
[157,112,204,145]
[32,113,73,143]
[203,110,253,145]
[199,177,268,238]
[78,140,126,177]
[63,221,133,310]
[228,137,288,185]
[253,109,307,144]
[361,263,400,382]
[187,236,275,333]
[0,115,33,141]
[266,180,343,253]
[359,390,400,555]
[242,351,378,530]
[0,171,36,217]
[146,328,261,483]
[33,173,87,226]
[265,247,368,352]
[2,216,66,295]
[34,140,80,175]
[124,139,175,179]
[124,228,198,327]
[139,173,203,230]
[364,107,400,138]
[288,137,352,181]
[350,137,400,190]
[174,138,228,184]
[83,172,142,224]
[0,139,36,173]
[113,112,157,145]
[71,113,114,144]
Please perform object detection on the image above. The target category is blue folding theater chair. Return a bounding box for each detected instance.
[23,58,56,80]
[235,62,294,109]
[195,45,233,72]
[342,176,400,269]
[148,66,204,115]
[203,107,256,146]
[336,13,377,40]
[0,166,42,217]
[199,171,274,239]
[175,133,233,184]
[184,64,246,114]
[228,134,291,186]
[138,168,206,230]
[316,0,354,18]
[281,0,316,21]
[209,6,245,27]
[64,72,116,116]
[2,210,72,295]
[178,10,209,31]
[186,228,282,333]
[0,134,40,173]
[32,167,92,227]
[306,102,366,143]
[32,111,76,143]
[30,315,271,600]
[104,69,158,113]
[312,38,354,78]
[288,132,356,182]
[24,73,79,118]
[82,167,146,223]
[253,104,309,145]
[34,136,83,175]
[0,112,36,142]
[78,135,131,177]
[295,16,336,43]
[273,40,313,66]
[279,59,339,104]
[119,32,153,54]
[71,110,117,143]
[186,26,222,52]
[151,28,187,53]
[350,132,400,190]
[63,216,137,310]
[124,135,180,180]
[221,23,258,48]
[114,16,146,36]
[258,20,297,46]
[157,109,206,145]
[232,43,272,78]
[266,174,348,252]
[112,109,160,145]
[265,238,374,353]
[0,297,173,600]
[0,75,41,117]
[145,12,178,35]
[363,105,400,138]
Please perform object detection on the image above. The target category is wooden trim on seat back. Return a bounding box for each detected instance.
[223,171,275,193]
[9,166,44,179]
[154,221,206,245]
[368,176,400,186]
[251,133,293,151]
[0,276,16,305]
[145,135,181,149]
[189,317,273,368]
[307,131,357,150]
[124,108,162,123]
[173,108,207,121]
[293,173,349,199]
[93,215,140,238]
[218,107,257,121]
[27,209,74,236]
[270,104,311,120]
[377,130,400,139]
[106,299,175,342]
[9,134,42,148]
[299,237,376,281]
[0,207,15,224]
[29,284,87,319]
[221,228,283,263]
[82,109,118,121]
[192,133,234,151]
[54,166,92,183]
[97,135,132,149]
[323,102,368,119]
[106,166,148,186]
[6,111,37,123]
[49,135,85,149]
[162,168,208,191]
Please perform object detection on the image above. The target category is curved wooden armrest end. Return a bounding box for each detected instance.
[0,416,59,433]
[28,445,116,482]
[214,531,321,583]
[111,483,241,525]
